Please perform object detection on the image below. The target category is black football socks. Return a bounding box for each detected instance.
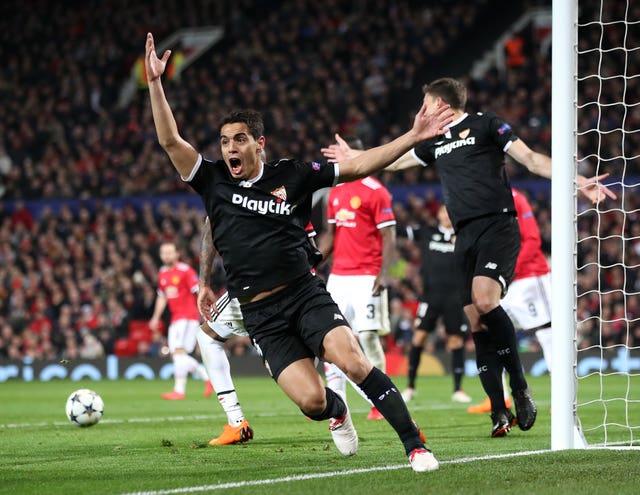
[407,344,422,389]
[481,305,528,392]
[303,387,347,421]
[359,367,424,454]
[472,331,507,411]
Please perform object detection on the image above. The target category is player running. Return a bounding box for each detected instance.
[146,31,453,472]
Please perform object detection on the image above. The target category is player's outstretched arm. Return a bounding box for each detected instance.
[198,216,219,321]
[507,139,552,179]
[507,139,616,204]
[337,103,453,182]
[321,134,364,162]
[145,32,199,178]
[322,134,419,172]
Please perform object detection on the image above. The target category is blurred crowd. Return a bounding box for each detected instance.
[1,0,638,362]
[0,0,495,200]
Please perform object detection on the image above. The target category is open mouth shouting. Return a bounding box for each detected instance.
[229,157,243,177]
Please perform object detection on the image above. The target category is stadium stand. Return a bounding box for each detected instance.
[1,0,635,362]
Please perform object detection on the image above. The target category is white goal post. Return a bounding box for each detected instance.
[551,0,583,450]
[551,0,640,450]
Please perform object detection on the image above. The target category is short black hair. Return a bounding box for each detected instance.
[422,78,467,110]
[220,109,265,139]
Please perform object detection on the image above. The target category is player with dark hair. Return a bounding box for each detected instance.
[319,136,395,421]
[322,77,615,437]
[401,204,471,405]
[145,33,453,471]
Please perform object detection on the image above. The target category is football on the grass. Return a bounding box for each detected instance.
[65,389,104,427]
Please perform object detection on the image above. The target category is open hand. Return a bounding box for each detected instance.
[321,134,359,162]
[577,173,617,205]
[145,32,171,83]
[411,102,454,141]
[197,285,218,322]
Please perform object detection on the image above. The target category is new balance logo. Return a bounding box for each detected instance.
[484,262,497,270]
[334,314,344,320]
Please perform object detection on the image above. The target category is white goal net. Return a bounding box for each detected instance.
[552,0,640,449]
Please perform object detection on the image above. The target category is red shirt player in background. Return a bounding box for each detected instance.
[319,137,396,421]
[150,241,212,400]
[468,189,552,414]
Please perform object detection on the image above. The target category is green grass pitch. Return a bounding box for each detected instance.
[1,374,639,494]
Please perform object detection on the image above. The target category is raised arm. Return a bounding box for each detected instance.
[322,134,420,172]
[507,139,551,179]
[507,139,616,204]
[197,216,219,321]
[145,32,199,178]
[335,104,452,182]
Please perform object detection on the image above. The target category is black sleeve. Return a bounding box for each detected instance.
[412,140,435,167]
[184,156,215,196]
[297,160,338,190]
[485,112,519,150]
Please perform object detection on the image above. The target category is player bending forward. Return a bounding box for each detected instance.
[146,32,454,472]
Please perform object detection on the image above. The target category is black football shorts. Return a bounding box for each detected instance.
[241,272,349,380]
[415,293,469,335]
[455,213,520,306]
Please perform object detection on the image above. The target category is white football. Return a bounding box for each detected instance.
[65,389,104,427]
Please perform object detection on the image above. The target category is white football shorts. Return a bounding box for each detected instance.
[167,318,201,353]
[326,273,390,335]
[501,272,552,331]
[205,291,248,339]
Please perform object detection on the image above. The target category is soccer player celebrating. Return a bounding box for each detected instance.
[319,136,396,421]
[322,77,615,437]
[145,32,453,471]
[401,204,471,405]
[149,241,211,400]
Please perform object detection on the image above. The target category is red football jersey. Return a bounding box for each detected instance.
[157,262,200,321]
[512,189,550,279]
[327,177,396,275]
